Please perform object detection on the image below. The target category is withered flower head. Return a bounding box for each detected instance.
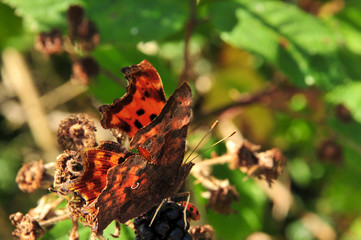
[233,141,286,186]
[206,180,239,215]
[67,5,99,52]
[190,225,214,240]
[54,150,83,194]
[10,213,44,240]
[57,113,97,151]
[16,161,50,193]
[317,139,343,164]
[256,148,286,186]
[335,103,353,123]
[34,29,63,56]
[67,5,84,27]
[72,57,100,85]
[235,140,260,169]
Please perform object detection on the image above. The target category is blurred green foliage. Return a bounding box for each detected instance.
[1,0,361,239]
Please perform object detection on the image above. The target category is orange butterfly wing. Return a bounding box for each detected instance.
[94,83,193,233]
[99,60,166,138]
[70,141,134,204]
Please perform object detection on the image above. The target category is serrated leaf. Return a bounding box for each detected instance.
[209,0,345,89]
[2,0,81,32]
[86,0,188,45]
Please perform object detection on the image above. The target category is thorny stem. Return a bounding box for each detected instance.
[179,0,197,84]
[39,213,71,227]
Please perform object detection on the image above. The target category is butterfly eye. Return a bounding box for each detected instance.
[131,182,140,189]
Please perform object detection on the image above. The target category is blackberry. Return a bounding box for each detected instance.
[134,202,193,240]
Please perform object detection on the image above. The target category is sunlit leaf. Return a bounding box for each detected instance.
[2,0,81,31]
[209,0,345,89]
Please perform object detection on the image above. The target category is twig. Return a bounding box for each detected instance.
[39,213,71,227]
[1,48,58,161]
[40,80,88,112]
[195,154,234,167]
[179,0,197,84]
[193,86,277,123]
[100,68,127,88]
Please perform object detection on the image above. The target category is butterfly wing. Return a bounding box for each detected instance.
[71,141,134,204]
[94,83,193,233]
[94,155,148,232]
[99,60,166,138]
[130,82,192,167]
[95,155,194,233]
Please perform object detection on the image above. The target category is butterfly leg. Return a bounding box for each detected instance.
[149,198,168,227]
[182,192,191,230]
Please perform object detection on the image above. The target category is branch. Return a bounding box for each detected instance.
[193,86,277,123]
[179,0,197,84]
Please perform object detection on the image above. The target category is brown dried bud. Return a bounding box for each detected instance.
[57,113,97,151]
[67,5,99,52]
[72,57,100,85]
[16,161,52,193]
[233,141,286,186]
[255,148,287,185]
[335,103,353,123]
[67,5,84,27]
[235,140,260,169]
[66,195,97,228]
[54,150,83,194]
[206,180,239,215]
[34,29,63,55]
[190,224,214,240]
[10,212,24,226]
[297,0,322,15]
[10,213,44,240]
[317,139,343,164]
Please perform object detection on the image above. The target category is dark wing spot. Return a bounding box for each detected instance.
[117,157,126,164]
[136,109,145,116]
[144,91,150,98]
[119,119,131,133]
[150,114,157,121]
[156,89,166,102]
[134,120,143,129]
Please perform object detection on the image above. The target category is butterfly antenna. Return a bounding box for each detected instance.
[184,120,219,163]
[188,130,237,163]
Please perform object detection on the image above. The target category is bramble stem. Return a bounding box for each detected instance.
[39,213,71,227]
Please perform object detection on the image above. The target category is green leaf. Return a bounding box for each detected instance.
[193,165,266,240]
[209,0,345,89]
[86,0,188,45]
[0,3,23,49]
[326,82,361,123]
[2,0,81,32]
[332,2,361,55]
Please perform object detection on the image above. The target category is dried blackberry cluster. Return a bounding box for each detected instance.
[134,202,193,240]
[34,5,100,85]
[233,140,286,186]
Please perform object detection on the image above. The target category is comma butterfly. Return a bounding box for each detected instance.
[69,60,194,233]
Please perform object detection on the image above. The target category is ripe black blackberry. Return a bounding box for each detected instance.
[134,201,194,240]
